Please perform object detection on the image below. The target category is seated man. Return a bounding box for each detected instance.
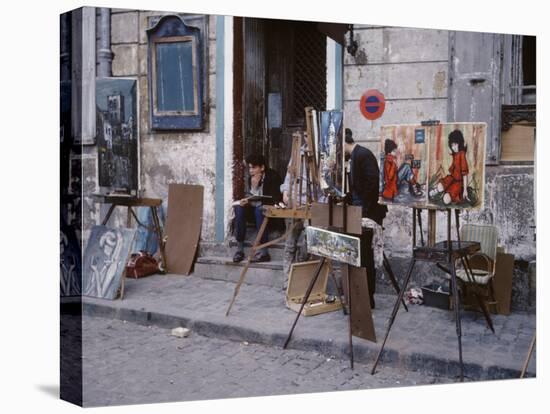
[233,154,282,263]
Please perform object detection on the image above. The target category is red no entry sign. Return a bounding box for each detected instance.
[360,89,386,120]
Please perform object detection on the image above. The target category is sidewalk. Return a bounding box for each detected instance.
[79,273,536,381]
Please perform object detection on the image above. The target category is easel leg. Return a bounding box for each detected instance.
[450,258,464,382]
[371,258,416,375]
[225,217,269,316]
[151,206,167,273]
[382,252,409,312]
[101,204,116,226]
[520,330,536,378]
[283,257,326,349]
[346,265,354,369]
[327,262,347,315]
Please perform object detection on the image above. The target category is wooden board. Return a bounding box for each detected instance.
[494,252,514,315]
[165,184,203,275]
[310,202,362,235]
[342,265,376,342]
[500,124,535,162]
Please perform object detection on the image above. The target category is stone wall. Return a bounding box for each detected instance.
[101,10,219,240]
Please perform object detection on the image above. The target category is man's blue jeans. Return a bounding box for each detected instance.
[234,205,268,252]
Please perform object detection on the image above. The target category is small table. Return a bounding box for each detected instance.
[93,195,167,271]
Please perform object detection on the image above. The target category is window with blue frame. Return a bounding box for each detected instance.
[147,15,205,130]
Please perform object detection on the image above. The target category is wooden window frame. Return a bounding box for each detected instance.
[147,15,205,130]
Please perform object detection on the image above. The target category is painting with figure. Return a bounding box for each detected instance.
[378,125,429,207]
[427,123,486,209]
[306,226,361,267]
[60,220,82,297]
[96,77,138,194]
[82,226,136,300]
[318,110,344,197]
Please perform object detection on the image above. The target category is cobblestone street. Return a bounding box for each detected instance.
[81,315,450,407]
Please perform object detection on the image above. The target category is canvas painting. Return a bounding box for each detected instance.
[82,225,136,300]
[96,77,139,194]
[378,125,429,206]
[427,123,486,209]
[60,220,82,297]
[318,110,344,197]
[306,226,361,267]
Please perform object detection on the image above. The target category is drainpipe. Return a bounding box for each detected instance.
[96,8,113,78]
[60,13,71,82]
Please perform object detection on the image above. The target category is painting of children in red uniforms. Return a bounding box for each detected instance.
[427,123,486,209]
[379,126,427,206]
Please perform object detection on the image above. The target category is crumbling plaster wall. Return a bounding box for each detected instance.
[109,10,219,240]
[343,25,536,302]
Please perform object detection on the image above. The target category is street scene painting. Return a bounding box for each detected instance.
[378,125,429,207]
[82,225,136,299]
[318,110,344,197]
[96,77,138,194]
[306,226,361,267]
[427,123,486,209]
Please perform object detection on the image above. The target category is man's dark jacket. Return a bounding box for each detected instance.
[350,145,387,225]
[246,168,282,205]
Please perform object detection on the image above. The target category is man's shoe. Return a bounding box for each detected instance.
[233,250,245,263]
[251,252,271,263]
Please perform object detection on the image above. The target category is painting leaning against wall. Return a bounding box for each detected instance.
[427,123,486,210]
[96,77,139,194]
[82,225,136,300]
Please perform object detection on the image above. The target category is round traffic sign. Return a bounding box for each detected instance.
[360,89,386,120]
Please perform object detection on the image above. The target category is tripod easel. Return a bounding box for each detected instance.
[283,194,372,369]
[226,131,339,316]
[371,207,492,382]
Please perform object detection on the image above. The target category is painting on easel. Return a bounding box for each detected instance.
[318,110,344,197]
[378,125,429,206]
[427,123,486,209]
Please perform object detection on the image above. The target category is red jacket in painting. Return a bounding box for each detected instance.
[440,150,469,202]
[382,154,398,200]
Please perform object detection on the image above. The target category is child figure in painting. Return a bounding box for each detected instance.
[430,129,469,205]
[381,139,423,200]
[381,139,398,200]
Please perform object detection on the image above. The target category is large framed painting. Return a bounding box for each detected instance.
[427,123,486,209]
[82,226,136,300]
[318,110,344,197]
[96,77,139,195]
[378,124,429,207]
[306,226,361,267]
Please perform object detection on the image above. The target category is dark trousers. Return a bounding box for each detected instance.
[234,205,268,247]
[361,228,376,301]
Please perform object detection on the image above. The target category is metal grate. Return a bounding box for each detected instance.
[292,24,327,123]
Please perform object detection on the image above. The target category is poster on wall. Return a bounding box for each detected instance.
[96,77,139,194]
[378,125,429,207]
[318,110,344,197]
[427,123,486,210]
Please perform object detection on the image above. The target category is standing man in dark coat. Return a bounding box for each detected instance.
[344,128,387,308]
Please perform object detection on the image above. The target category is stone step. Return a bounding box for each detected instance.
[199,241,285,261]
[194,256,285,289]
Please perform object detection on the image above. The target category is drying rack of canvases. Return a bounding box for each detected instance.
[371,121,491,382]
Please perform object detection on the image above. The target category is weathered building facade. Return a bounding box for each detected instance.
[62,8,535,309]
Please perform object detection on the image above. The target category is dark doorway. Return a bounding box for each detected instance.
[233,17,327,197]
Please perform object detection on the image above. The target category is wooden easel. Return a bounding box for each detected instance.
[370,207,494,382]
[225,131,327,316]
[283,195,376,369]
